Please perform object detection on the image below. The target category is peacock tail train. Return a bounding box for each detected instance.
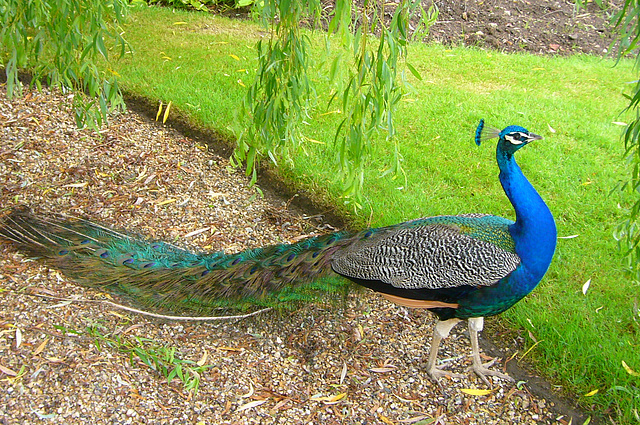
[0,206,357,314]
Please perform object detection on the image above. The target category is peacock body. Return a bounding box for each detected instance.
[0,120,556,383]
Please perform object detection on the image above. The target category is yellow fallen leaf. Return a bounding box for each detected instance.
[460,388,493,396]
[584,389,598,397]
[229,54,240,61]
[311,392,347,404]
[163,101,172,124]
[62,182,88,188]
[173,21,187,25]
[197,350,208,367]
[217,346,242,352]
[378,413,394,425]
[324,392,346,404]
[622,360,640,377]
[108,311,128,320]
[305,137,325,144]
[318,109,341,116]
[156,199,176,206]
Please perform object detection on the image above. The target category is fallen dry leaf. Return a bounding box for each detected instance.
[0,364,17,376]
[32,338,49,356]
[237,399,267,412]
[311,392,347,404]
[14,327,22,349]
[622,360,640,377]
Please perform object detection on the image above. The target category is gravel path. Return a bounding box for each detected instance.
[1,88,576,424]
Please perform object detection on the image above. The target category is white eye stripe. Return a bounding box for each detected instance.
[505,132,528,145]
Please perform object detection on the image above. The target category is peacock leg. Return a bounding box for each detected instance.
[426,318,464,380]
[466,317,514,385]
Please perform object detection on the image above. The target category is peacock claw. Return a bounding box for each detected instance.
[427,366,465,382]
[467,358,514,386]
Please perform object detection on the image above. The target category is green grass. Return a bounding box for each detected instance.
[86,322,210,394]
[110,6,639,421]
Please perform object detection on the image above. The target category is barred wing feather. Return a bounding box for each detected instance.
[331,218,521,290]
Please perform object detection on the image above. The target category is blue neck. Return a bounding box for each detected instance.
[498,149,557,281]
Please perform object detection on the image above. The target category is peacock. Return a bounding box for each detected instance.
[0,120,556,384]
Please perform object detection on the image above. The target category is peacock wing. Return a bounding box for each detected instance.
[330,214,521,290]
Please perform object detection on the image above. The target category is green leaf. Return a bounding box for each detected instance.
[406,62,422,81]
[267,149,278,166]
[167,368,177,382]
[176,364,184,381]
[246,146,256,176]
[95,35,108,59]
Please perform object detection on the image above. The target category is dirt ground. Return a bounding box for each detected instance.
[427,0,617,56]
[222,0,619,56]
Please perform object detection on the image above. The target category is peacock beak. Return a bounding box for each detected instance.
[529,133,543,141]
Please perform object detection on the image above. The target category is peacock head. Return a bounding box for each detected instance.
[475,119,542,156]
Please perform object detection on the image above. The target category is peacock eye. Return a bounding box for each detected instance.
[512,133,522,140]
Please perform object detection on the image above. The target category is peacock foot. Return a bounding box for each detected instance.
[427,365,465,381]
[467,358,514,386]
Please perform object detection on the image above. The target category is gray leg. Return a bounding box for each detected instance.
[426,318,464,380]
[467,317,514,385]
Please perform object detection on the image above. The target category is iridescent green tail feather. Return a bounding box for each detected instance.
[0,207,354,314]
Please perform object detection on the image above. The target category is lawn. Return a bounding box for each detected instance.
[110,5,638,421]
